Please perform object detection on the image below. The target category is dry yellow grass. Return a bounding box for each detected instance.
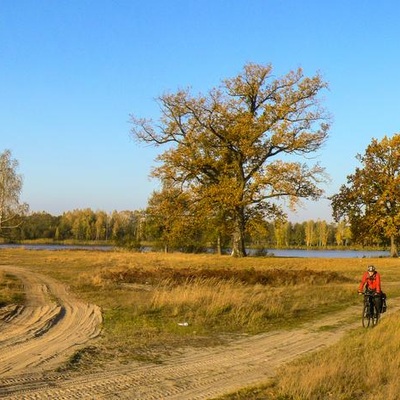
[264,311,400,400]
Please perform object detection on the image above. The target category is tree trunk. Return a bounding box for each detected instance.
[216,233,222,255]
[231,208,247,257]
[390,235,398,257]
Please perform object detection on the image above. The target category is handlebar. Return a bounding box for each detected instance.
[361,291,380,297]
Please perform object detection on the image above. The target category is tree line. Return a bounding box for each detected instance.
[4,208,363,252]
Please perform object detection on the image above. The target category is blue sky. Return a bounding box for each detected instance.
[1,0,399,222]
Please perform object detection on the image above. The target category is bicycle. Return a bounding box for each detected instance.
[362,291,380,327]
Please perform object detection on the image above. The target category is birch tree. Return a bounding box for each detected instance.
[0,150,29,238]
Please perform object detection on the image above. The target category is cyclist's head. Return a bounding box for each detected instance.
[367,265,376,273]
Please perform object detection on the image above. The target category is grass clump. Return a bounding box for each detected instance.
[0,271,25,307]
[57,346,101,372]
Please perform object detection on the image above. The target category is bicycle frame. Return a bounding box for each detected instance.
[362,291,380,327]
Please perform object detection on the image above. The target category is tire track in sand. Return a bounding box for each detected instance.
[0,265,102,377]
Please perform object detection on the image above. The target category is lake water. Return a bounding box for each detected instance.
[260,248,389,258]
[0,244,390,258]
[0,244,112,252]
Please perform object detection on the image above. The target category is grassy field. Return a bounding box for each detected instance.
[1,248,400,398]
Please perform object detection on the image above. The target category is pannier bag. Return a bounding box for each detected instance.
[381,292,387,313]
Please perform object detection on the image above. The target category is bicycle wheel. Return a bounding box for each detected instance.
[362,303,371,327]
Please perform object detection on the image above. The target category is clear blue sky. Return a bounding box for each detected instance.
[1,0,400,222]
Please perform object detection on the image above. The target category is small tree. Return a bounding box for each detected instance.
[305,220,316,247]
[131,63,330,256]
[145,185,208,253]
[316,220,329,247]
[0,150,29,239]
[335,220,351,246]
[331,134,400,257]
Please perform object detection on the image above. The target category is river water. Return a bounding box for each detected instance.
[0,244,390,258]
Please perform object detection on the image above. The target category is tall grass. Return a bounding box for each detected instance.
[149,279,283,332]
[147,279,359,334]
[264,312,400,400]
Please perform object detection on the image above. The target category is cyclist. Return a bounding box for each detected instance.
[358,265,383,314]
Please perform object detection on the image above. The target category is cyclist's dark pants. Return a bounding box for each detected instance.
[373,295,382,314]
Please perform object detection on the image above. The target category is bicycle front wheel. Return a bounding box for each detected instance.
[362,303,371,327]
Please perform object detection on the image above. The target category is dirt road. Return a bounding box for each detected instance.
[1,265,398,399]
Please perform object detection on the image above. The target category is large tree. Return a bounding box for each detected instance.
[0,149,29,238]
[331,134,400,257]
[131,63,330,256]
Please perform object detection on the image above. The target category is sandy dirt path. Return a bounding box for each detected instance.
[0,265,102,377]
[1,265,399,399]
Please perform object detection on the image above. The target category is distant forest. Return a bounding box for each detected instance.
[4,208,389,252]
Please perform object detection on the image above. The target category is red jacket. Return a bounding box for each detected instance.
[358,271,381,293]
